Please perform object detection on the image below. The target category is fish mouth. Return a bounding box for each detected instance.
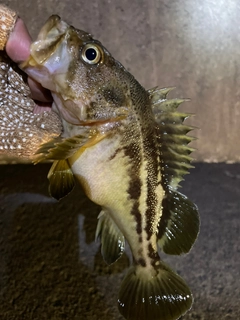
[20,15,75,94]
[21,15,69,70]
[21,16,98,126]
[36,15,67,42]
[20,16,81,122]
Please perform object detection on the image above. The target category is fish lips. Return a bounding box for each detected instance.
[20,18,71,83]
[37,15,67,41]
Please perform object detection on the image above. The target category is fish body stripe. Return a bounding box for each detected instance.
[122,119,164,267]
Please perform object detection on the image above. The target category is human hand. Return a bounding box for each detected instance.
[0,5,61,160]
[5,17,53,112]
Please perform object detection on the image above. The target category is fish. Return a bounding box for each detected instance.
[21,15,200,320]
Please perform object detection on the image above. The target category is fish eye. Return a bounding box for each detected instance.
[81,44,102,64]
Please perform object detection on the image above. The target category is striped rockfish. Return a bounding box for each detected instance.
[21,15,200,320]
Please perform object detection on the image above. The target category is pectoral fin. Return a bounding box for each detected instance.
[95,210,125,265]
[33,130,109,164]
[48,160,75,200]
[33,134,91,163]
[158,189,200,255]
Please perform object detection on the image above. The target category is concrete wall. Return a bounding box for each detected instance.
[3,0,240,162]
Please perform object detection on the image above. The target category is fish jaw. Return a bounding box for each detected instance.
[21,15,90,124]
[21,16,72,87]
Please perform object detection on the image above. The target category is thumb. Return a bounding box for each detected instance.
[6,18,32,63]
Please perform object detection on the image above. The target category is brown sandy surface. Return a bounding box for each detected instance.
[0,163,239,319]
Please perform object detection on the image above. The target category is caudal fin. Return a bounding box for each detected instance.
[118,261,192,320]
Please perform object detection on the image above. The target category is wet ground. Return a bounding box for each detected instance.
[0,163,239,320]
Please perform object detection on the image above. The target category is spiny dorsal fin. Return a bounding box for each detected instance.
[148,87,196,190]
[148,86,176,101]
[47,160,75,200]
[95,210,125,265]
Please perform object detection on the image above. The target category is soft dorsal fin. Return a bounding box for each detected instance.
[157,189,200,255]
[148,87,196,190]
[95,210,125,265]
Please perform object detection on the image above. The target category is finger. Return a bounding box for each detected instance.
[28,77,53,102]
[5,16,53,109]
[33,101,52,114]
[5,18,31,63]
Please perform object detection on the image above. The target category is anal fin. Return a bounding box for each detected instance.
[158,189,200,255]
[48,160,75,200]
[95,210,125,265]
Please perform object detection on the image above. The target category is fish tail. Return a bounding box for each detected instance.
[118,261,192,320]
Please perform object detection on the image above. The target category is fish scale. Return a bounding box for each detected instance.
[21,15,200,320]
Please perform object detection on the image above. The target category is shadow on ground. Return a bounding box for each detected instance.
[0,163,239,319]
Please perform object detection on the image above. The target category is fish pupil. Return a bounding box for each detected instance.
[85,48,97,61]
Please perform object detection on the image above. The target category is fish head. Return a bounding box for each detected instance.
[21,15,135,126]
